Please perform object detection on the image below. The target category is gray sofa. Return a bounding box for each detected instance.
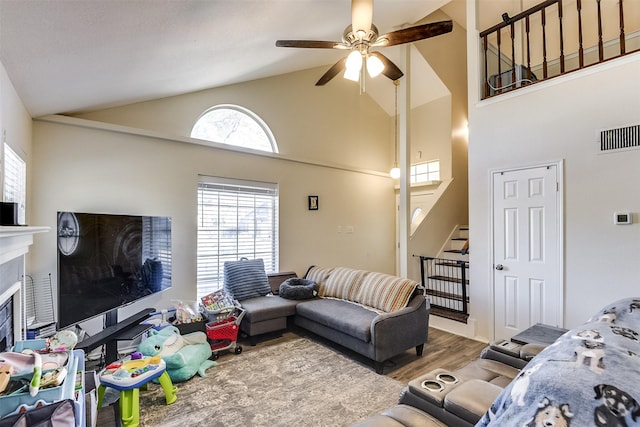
[396,357,521,426]
[238,266,430,374]
[355,297,640,427]
[353,355,522,427]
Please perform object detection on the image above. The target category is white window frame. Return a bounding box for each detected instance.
[197,176,279,298]
[410,160,440,184]
[191,104,278,153]
[3,143,26,225]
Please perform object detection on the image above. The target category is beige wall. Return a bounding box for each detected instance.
[411,95,452,180]
[0,61,32,219]
[0,61,33,302]
[74,66,392,173]
[418,9,470,223]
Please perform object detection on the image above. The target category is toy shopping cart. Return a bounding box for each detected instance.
[205,306,245,360]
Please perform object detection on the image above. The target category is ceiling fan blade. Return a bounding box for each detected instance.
[315,57,348,86]
[369,52,404,81]
[378,20,453,47]
[276,40,347,49]
[351,0,373,34]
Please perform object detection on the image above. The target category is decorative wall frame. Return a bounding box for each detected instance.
[308,196,319,210]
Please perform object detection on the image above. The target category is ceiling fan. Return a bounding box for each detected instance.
[275,0,453,87]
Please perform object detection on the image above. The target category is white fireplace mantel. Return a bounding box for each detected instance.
[0,226,50,265]
[0,225,50,347]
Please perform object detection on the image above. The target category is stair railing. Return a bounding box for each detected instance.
[416,256,469,316]
[480,0,638,99]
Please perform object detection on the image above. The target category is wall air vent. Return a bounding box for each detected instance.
[600,124,640,153]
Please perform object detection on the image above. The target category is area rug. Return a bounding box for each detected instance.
[137,337,403,427]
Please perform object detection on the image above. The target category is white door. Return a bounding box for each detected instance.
[492,164,563,340]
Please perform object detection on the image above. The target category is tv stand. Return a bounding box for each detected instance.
[76,308,154,364]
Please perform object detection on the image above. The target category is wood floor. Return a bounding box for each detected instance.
[95,326,487,426]
[384,327,487,383]
[284,326,488,383]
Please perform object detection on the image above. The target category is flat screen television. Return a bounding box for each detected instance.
[57,211,172,329]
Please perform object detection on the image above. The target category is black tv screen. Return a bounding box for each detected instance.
[57,211,172,329]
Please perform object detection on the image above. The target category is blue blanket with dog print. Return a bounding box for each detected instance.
[476,297,640,427]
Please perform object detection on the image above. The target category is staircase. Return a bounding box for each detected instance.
[423,226,470,323]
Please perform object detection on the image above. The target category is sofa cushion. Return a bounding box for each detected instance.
[296,299,377,342]
[353,405,448,427]
[444,379,502,424]
[381,405,448,427]
[454,359,520,385]
[239,295,299,323]
[223,258,272,301]
[304,266,334,286]
[356,272,419,313]
[319,267,366,301]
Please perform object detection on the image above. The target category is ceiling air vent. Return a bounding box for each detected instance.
[600,124,640,152]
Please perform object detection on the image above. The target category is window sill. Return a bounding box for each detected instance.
[394,180,442,190]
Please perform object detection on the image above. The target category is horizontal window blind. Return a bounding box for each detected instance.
[197,178,279,298]
[3,143,26,225]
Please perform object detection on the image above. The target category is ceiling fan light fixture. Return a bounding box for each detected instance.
[344,68,360,82]
[345,50,363,71]
[366,54,384,77]
[344,50,363,81]
[344,67,360,82]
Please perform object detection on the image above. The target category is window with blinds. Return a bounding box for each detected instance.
[3,143,26,225]
[197,177,279,298]
[142,216,172,289]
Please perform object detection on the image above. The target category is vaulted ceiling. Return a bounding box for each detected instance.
[0,0,517,118]
[0,1,432,116]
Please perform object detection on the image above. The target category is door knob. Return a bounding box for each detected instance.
[495,264,504,270]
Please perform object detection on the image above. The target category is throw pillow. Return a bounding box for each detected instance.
[319,267,367,302]
[356,272,419,313]
[304,266,334,286]
[223,258,272,301]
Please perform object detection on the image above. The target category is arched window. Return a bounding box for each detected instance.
[411,207,423,227]
[191,105,278,153]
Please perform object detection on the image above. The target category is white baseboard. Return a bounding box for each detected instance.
[430,316,488,343]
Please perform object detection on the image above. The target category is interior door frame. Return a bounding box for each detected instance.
[489,159,565,341]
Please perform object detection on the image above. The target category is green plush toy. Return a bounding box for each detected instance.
[138,326,216,383]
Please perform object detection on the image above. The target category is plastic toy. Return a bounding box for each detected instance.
[0,363,11,393]
[0,350,41,396]
[48,330,78,351]
[39,351,69,371]
[40,367,67,388]
[138,326,215,383]
[206,307,245,359]
[98,354,176,427]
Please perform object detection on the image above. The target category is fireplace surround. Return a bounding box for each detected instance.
[0,226,49,350]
